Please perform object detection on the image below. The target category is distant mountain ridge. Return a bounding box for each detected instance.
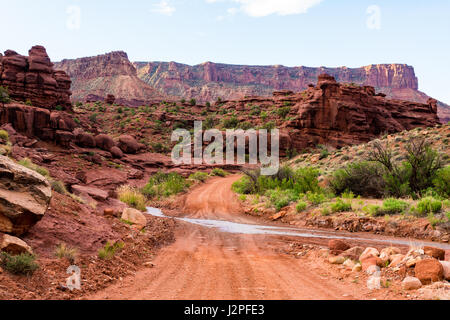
[55,51,449,123]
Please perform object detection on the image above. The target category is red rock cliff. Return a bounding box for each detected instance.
[0,46,72,110]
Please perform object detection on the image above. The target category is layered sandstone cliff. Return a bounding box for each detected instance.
[134,61,449,123]
[0,46,72,110]
[55,51,167,106]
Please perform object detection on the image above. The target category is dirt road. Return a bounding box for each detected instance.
[88,176,405,300]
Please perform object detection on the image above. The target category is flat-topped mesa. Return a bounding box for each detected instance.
[0,45,72,110]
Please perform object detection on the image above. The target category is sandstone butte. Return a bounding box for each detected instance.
[54,51,450,123]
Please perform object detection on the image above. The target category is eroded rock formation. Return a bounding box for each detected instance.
[0,46,72,110]
[0,155,51,236]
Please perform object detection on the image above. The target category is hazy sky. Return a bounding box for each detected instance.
[1,0,449,103]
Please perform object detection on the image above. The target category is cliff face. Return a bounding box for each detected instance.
[55,52,166,106]
[0,46,72,110]
[134,61,449,123]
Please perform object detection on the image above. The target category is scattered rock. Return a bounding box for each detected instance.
[328,239,350,255]
[367,275,381,290]
[438,261,450,280]
[118,135,143,154]
[95,134,115,151]
[389,254,405,268]
[343,259,356,270]
[329,256,346,264]
[360,247,379,262]
[110,146,124,159]
[72,185,109,201]
[0,155,51,236]
[0,234,33,255]
[366,265,381,276]
[352,263,362,272]
[402,277,422,290]
[423,246,445,261]
[121,208,147,230]
[103,208,115,217]
[341,246,364,261]
[415,259,444,285]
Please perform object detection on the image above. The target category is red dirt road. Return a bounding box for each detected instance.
[88,176,404,300]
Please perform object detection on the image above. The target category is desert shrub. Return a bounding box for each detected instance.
[54,243,78,263]
[330,161,385,197]
[363,204,382,216]
[0,129,9,142]
[433,166,450,198]
[414,197,442,216]
[330,198,352,213]
[151,142,170,153]
[306,192,327,205]
[189,172,208,182]
[266,189,298,211]
[260,121,276,130]
[232,175,255,194]
[18,158,49,177]
[51,180,68,195]
[89,113,98,123]
[296,201,308,213]
[222,116,239,129]
[0,252,39,275]
[369,139,443,198]
[210,168,227,177]
[0,86,10,105]
[142,171,190,198]
[189,98,196,106]
[276,106,290,119]
[380,198,409,215]
[116,185,147,211]
[98,241,124,260]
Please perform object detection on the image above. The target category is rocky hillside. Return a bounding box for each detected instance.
[55,51,167,107]
[134,60,450,123]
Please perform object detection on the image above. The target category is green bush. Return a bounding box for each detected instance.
[330,198,352,213]
[433,166,450,198]
[330,161,385,197]
[142,171,190,198]
[276,106,290,119]
[222,116,239,129]
[306,192,326,205]
[415,197,442,216]
[232,176,255,194]
[189,172,208,182]
[296,201,308,213]
[266,189,298,211]
[381,198,409,215]
[0,86,11,105]
[210,168,228,177]
[0,129,9,142]
[0,252,39,275]
[189,98,196,106]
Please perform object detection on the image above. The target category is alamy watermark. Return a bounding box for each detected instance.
[171,121,280,175]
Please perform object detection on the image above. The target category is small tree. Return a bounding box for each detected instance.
[0,86,11,106]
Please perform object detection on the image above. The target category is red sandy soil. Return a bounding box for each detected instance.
[88,176,410,300]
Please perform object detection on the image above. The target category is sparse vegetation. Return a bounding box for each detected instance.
[116,185,147,211]
[54,243,78,263]
[210,168,228,177]
[0,252,39,275]
[98,241,125,260]
[18,158,50,177]
[142,171,190,198]
[189,171,209,182]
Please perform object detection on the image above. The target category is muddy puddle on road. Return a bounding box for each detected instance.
[146,207,450,250]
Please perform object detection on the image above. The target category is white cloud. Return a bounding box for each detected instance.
[207,0,323,17]
[152,1,176,16]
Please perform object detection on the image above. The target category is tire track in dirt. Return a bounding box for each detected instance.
[88,175,406,300]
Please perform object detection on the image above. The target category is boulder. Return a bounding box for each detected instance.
[439,261,450,280]
[341,246,364,261]
[75,131,96,148]
[361,256,384,271]
[121,208,147,229]
[118,135,143,154]
[0,233,33,255]
[359,247,379,262]
[0,155,51,236]
[366,275,381,290]
[389,254,405,268]
[402,277,422,290]
[95,134,115,151]
[328,256,345,264]
[110,146,124,159]
[105,94,116,105]
[415,259,444,284]
[328,239,350,255]
[423,246,445,260]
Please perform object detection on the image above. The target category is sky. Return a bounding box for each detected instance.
[0,0,449,103]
